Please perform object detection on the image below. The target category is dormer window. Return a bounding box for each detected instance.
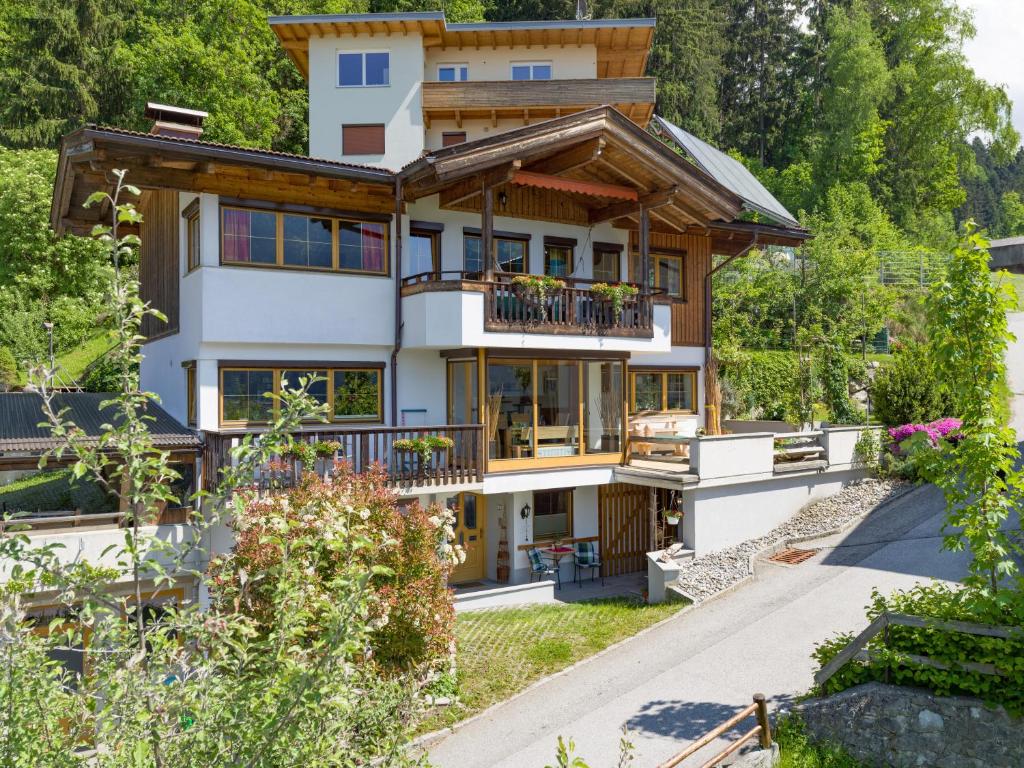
[338,51,389,87]
[511,62,552,81]
[438,64,468,82]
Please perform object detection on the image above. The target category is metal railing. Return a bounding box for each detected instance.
[204,424,485,491]
[657,693,773,768]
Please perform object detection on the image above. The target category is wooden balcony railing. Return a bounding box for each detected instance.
[203,424,485,491]
[401,271,655,337]
[421,78,657,125]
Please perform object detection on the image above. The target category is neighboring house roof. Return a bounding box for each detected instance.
[0,392,200,453]
[990,235,1024,248]
[651,115,802,230]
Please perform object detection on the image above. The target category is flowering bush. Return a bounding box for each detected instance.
[888,417,962,452]
[211,464,459,677]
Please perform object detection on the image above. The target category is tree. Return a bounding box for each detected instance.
[0,346,16,390]
[917,224,1021,592]
[1000,191,1024,238]
[871,341,949,426]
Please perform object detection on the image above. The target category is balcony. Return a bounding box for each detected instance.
[421,78,656,127]
[400,272,673,352]
[204,424,485,494]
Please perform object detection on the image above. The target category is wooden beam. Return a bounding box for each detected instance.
[524,137,604,175]
[640,205,651,295]
[482,184,494,282]
[588,187,675,225]
[415,160,521,204]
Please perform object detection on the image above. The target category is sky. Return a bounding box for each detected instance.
[961,0,1024,138]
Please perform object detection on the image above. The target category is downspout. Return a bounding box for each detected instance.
[391,177,403,426]
[703,233,757,432]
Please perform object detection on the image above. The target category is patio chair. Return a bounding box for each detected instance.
[527,547,560,588]
[573,541,603,587]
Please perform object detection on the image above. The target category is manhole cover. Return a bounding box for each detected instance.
[768,547,817,565]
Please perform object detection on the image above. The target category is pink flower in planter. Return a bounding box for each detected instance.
[927,417,963,440]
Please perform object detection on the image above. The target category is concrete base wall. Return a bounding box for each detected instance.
[798,683,1024,768]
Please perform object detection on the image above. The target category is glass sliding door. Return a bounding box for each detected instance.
[536,361,579,457]
[584,361,623,454]
[487,360,534,459]
[447,360,478,424]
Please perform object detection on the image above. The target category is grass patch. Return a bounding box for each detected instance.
[775,715,868,768]
[993,271,1024,311]
[0,469,115,515]
[13,334,111,387]
[420,596,686,733]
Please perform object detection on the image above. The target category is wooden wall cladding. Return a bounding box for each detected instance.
[444,183,591,226]
[139,189,180,341]
[630,229,711,347]
[598,482,650,576]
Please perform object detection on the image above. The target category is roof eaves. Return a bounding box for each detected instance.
[268,11,445,26]
[448,18,656,31]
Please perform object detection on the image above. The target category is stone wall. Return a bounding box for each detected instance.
[797,682,1024,768]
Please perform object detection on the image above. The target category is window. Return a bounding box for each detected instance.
[630,369,697,413]
[220,206,388,276]
[220,366,383,426]
[222,208,276,264]
[438,63,468,81]
[447,359,479,424]
[593,243,622,283]
[185,363,196,427]
[408,227,440,277]
[630,250,686,298]
[442,131,467,147]
[283,215,333,269]
[511,62,552,81]
[339,220,387,273]
[485,356,626,464]
[342,123,385,155]
[333,369,382,421]
[464,232,529,275]
[533,489,572,540]
[543,236,575,278]
[184,201,201,272]
[221,369,275,424]
[338,51,389,87]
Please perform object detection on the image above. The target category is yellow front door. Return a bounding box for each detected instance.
[449,493,485,583]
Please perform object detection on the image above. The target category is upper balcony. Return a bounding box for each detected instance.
[421,77,656,127]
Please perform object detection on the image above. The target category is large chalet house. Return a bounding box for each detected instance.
[50,12,807,586]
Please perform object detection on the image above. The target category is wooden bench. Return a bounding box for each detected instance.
[629,414,699,458]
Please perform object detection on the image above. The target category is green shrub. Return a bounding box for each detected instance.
[813,583,1024,714]
[818,341,860,424]
[871,342,950,426]
[0,345,16,390]
[776,714,868,768]
[720,349,798,421]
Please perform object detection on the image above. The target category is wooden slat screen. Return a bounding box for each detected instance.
[342,124,385,155]
[598,483,649,576]
[139,189,180,340]
[442,131,467,147]
[630,230,712,347]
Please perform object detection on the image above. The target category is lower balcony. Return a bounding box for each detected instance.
[401,272,672,352]
[204,424,485,493]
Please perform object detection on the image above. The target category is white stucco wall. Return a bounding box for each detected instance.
[308,33,426,169]
[423,45,597,82]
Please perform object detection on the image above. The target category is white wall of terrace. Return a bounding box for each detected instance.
[423,44,598,83]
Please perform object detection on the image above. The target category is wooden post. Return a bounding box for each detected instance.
[639,204,650,294]
[753,693,772,748]
[648,486,657,552]
[482,183,494,282]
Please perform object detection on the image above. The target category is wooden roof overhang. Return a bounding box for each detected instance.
[709,220,810,255]
[270,14,653,80]
[51,127,396,236]
[399,106,744,234]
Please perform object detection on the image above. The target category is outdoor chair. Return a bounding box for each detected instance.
[573,541,603,587]
[527,547,560,588]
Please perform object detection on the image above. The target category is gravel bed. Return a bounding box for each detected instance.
[676,479,908,602]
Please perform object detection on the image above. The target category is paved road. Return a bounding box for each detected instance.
[427,313,1024,768]
[428,486,969,767]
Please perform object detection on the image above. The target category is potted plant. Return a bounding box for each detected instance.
[511,275,566,320]
[284,440,341,478]
[393,435,455,478]
[589,282,638,322]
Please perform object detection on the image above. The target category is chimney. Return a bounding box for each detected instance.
[144,102,208,140]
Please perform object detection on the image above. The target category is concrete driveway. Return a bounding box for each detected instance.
[427,485,970,767]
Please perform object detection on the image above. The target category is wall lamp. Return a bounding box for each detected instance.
[520,503,531,520]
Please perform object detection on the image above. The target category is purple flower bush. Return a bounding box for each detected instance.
[887,418,962,454]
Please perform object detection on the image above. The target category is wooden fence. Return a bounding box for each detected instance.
[657,693,773,768]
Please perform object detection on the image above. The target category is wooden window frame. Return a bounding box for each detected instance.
[446,358,479,425]
[654,251,686,299]
[408,226,441,278]
[629,369,698,414]
[342,123,386,156]
[463,231,531,276]
[531,488,573,542]
[185,362,196,427]
[593,242,622,283]
[543,240,574,277]
[337,50,390,88]
[183,199,201,273]
[218,365,384,428]
[219,205,389,277]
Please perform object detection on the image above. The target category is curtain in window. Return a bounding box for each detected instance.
[223,209,251,262]
[362,223,385,272]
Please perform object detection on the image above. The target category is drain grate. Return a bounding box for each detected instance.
[768,547,817,565]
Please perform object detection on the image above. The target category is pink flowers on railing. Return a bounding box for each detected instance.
[888,418,962,453]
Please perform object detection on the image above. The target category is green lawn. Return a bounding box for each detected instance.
[421,596,686,733]
[0,469,115,515]
[993,270,1024,311]
[14,333,111,387]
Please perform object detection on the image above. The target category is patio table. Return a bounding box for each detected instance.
[541,545,574,589]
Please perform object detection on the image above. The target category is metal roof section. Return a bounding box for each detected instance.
[651,115,802,229]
